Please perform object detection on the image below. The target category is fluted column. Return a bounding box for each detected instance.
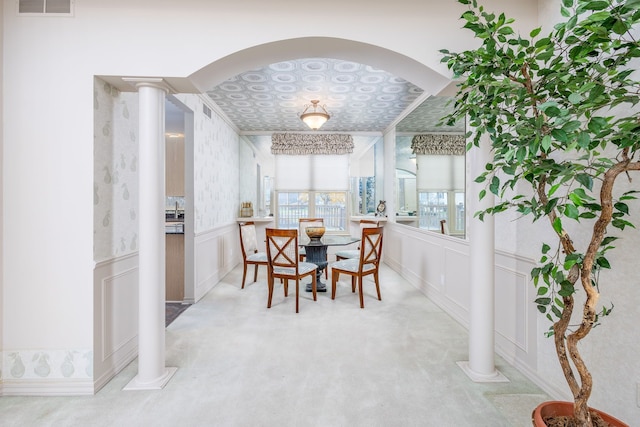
[457,132,508,382]
[123,78,177,390]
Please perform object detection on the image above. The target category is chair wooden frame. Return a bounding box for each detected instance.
[331,226,384,308]
[238,221,268,289]
[266,228,317,313]
[440,219,450,235]
[335,219,382,261]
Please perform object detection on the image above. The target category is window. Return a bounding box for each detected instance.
[418,191,465,234]
[276,191,347,232]
[351,176,376,215]
[274,152,350,233]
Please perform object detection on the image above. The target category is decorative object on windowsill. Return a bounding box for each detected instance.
[375,200,386,217]
[305,226,326,243]
[271,133,354,155]
[300,100,330,130]
[240,202,253,218]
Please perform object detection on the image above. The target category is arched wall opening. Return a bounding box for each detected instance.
[187,36,452,99]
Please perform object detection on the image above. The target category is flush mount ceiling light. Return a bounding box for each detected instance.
[300,100,330,130]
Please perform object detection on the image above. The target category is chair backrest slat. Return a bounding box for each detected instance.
[266,228,299,272]
[359,227,383,272]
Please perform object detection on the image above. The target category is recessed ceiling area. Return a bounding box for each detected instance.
[204,58,425,134]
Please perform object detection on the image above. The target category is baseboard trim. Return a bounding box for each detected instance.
[1,378,95,396]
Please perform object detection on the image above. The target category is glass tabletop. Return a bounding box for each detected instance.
[301,235,359,247]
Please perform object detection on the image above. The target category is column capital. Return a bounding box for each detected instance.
[122,77,175,93]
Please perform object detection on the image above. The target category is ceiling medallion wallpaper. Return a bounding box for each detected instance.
[205,58,424,133]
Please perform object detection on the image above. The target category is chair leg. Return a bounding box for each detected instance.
[242,262,248,289]
[358,276,365,308]
[331,271,339,300]
[295,279,299,313]
[267,275,274,308]
[253,264,259,283]
[374,270,381,301]
[284,279,289,297]
[312,272,317,301]
[351,276,356,293]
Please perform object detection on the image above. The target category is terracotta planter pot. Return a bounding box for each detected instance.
[532,401,628,427]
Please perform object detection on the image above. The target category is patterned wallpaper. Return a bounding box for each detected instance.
[94,84,241,260]
[94,78,139,261]
[174,94,240,233]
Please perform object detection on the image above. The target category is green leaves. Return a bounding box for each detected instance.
[575,173,593,190]
[444,0,640,332]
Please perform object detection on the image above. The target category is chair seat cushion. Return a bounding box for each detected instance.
[247,252,268,262]
[335,249,359,259]
[331,259,376,273]
[273,262,317,276]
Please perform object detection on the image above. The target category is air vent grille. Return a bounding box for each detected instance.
[19,0,73,15]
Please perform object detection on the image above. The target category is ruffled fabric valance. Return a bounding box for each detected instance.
[411,134,466,156]
[271,133,354,155]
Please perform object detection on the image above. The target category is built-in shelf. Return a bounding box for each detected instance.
[236,217,275,223]
[349,216,387,222]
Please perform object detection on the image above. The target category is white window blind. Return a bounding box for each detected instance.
[417,155,465,191]
[350,145,375,177]
[275,155,349,191]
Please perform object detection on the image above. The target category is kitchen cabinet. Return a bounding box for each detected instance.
[165,137,184,196]
[166,232,184,302]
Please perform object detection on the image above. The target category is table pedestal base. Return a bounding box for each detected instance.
[303,242,328,292]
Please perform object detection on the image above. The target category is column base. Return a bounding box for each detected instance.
[123,367,178,391]
[457,361,509,383]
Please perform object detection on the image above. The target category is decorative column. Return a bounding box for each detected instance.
[457,132,508,382]
[123,78,177,390]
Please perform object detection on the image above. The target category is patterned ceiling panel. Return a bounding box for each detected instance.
[396,95,464,133]
[206,58,424,133]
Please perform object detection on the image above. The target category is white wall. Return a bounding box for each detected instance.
[0,0,4,386]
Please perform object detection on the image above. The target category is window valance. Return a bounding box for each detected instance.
[411,134,466,156]
[271,133,354,155]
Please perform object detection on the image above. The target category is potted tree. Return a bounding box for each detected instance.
[440,0,639,425]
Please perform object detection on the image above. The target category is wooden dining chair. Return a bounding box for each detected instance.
[265,228,317,313]
[330,226,384,308]
[298,217,328,278]
[335,219,382,261]
[238,222,269,289]
[440,219,450,235]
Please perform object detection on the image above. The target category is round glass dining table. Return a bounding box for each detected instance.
[300,235,360,292]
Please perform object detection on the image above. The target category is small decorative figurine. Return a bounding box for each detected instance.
[375,200,386,217]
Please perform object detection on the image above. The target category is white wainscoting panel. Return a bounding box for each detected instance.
[384,223,539,384]
[93,253,139,393]
[494,250,538,371]
[194,223,241,302]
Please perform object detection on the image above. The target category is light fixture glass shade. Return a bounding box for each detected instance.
[300,100,330,130]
